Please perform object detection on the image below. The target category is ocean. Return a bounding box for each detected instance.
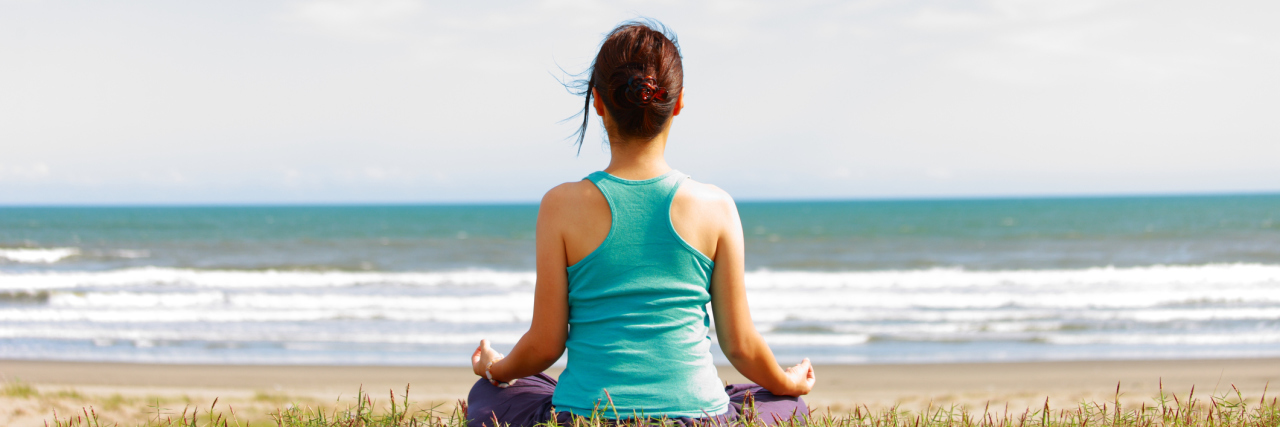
[1,194,1279,366]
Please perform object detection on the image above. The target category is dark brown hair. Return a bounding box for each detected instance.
[569,20,683,153]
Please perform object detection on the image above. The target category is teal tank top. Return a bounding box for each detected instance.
[551,170,730,418]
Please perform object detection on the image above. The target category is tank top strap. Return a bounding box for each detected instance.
[584,170,680,222]
[661,173,689,206]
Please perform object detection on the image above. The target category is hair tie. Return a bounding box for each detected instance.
[624,75,668,107]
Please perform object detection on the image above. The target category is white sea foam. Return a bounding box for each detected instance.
[0,267,537,291]
[48,291,228,308]
[744,287,1280,310]
[1,264,1276,326]
[753,307,1280,323]
[0,307,533,324]
[2,263,1277,294]
[110,249,150,259]
[46,290,537,312]
[0,325,526,345]
[822,320,1066,336]
[0,247,80,263]
[760,333,871,346]
[1044,332,1280,346]
[743,264,1280,290]
[2,263,1278,363]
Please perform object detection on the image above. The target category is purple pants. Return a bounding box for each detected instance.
[467,373,808,427]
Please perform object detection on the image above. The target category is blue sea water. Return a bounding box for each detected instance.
[1,194,1278,366]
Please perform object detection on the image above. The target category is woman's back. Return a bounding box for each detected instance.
[464,20,812,427]
[551,170,730,417]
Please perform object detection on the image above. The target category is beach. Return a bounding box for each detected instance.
[3,202,1279,425]
[5,0,1278,424]
[4,358,1278,426]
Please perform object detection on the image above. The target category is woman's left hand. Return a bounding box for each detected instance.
[471,339,504,378]
[783,358,816,396]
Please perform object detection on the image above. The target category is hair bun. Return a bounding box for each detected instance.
[623,75,668,107]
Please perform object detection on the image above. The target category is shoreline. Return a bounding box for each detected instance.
[3,358,1279,426]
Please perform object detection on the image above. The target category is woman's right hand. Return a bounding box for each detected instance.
[471,339,504,378]
[783,358,816,396]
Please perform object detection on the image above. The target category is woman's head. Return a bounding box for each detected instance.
[571,20,683,151]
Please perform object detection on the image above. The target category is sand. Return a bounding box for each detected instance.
[3,358,1278,426]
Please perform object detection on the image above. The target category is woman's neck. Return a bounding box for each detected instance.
[603,133,672,180]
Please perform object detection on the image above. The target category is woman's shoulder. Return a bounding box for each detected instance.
[670,178,740,257]
[538,179,609,221]
[672,178,739,227]
[676,178,736,209]
[541,179,603,205]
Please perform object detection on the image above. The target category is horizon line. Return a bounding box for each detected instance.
[2,189,1278,208]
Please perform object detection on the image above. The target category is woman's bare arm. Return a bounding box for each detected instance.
[705,189,815,396]
[474,186,572,382]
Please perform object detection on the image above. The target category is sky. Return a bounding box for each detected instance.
[1,0,1278,204]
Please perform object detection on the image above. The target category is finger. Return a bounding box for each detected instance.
[482,339,492,351]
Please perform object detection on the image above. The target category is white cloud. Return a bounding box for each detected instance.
[289,0,424,41]
[904,2,1241,85]
[0,162,51,182]
[904,7,1000,31]
[0,0,1276,203]
[925,168,954,180]
[985,0,1110,22]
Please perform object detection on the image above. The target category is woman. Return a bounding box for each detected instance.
[467,21,815,427]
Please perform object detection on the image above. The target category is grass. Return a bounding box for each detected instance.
[31,381,1280,427]
[3,380,38,399]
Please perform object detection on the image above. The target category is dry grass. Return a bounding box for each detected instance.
[30,380,1280,427]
